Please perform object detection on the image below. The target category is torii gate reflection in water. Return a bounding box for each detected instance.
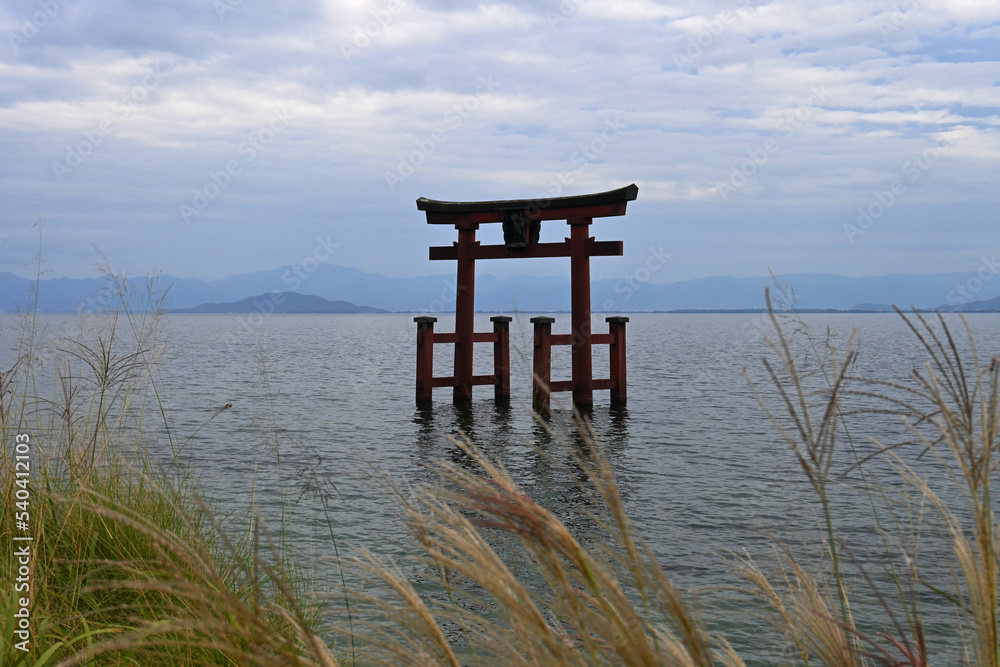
[413,184,638,412]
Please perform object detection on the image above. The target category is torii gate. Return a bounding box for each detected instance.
[413,183,638,411]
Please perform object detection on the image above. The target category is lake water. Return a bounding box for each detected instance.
[5,310,1000,661]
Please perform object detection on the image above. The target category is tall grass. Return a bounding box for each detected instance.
[733,293,1000,664]
[0,262,337,666]
[341,431,745,666]
[4,266,1000,664]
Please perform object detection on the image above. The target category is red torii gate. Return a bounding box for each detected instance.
[414,183,638,410]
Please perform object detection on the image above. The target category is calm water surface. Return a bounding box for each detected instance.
[5,311,1000,661]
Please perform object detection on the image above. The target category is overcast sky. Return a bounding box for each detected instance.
[1,0,998,283]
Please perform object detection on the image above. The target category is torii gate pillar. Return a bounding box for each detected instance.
[569,217,594,406]
[453,224,478,401]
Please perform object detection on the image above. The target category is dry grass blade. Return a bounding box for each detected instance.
[341,546,464,667]
[346,428,725,666]
[745,289,860,651]
[564,415,716,665]
[736,548,856,666]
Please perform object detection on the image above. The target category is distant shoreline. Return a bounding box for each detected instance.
[157,308,1000,315]
[7,308,999,315]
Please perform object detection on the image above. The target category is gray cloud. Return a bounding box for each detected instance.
[1,0,998,282]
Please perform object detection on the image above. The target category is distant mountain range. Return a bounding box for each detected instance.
[936,295,1000,312]
[2,264,999,313]
[171,293,387,314]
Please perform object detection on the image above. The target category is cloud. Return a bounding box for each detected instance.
[0,0,997,282]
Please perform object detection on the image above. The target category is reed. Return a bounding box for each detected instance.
[341,430,741,666]
[734,292,1000,664]
[0,259,336,666]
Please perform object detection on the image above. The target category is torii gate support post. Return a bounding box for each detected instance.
[607,316,629,404]
[491,315,512,401]
[569,217,594,407]
[414,316,437,403]
[531,316,554,413]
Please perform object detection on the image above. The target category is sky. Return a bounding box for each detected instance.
[0,0,998,284]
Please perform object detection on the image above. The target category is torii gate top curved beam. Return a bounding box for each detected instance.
[416,183,638,224]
